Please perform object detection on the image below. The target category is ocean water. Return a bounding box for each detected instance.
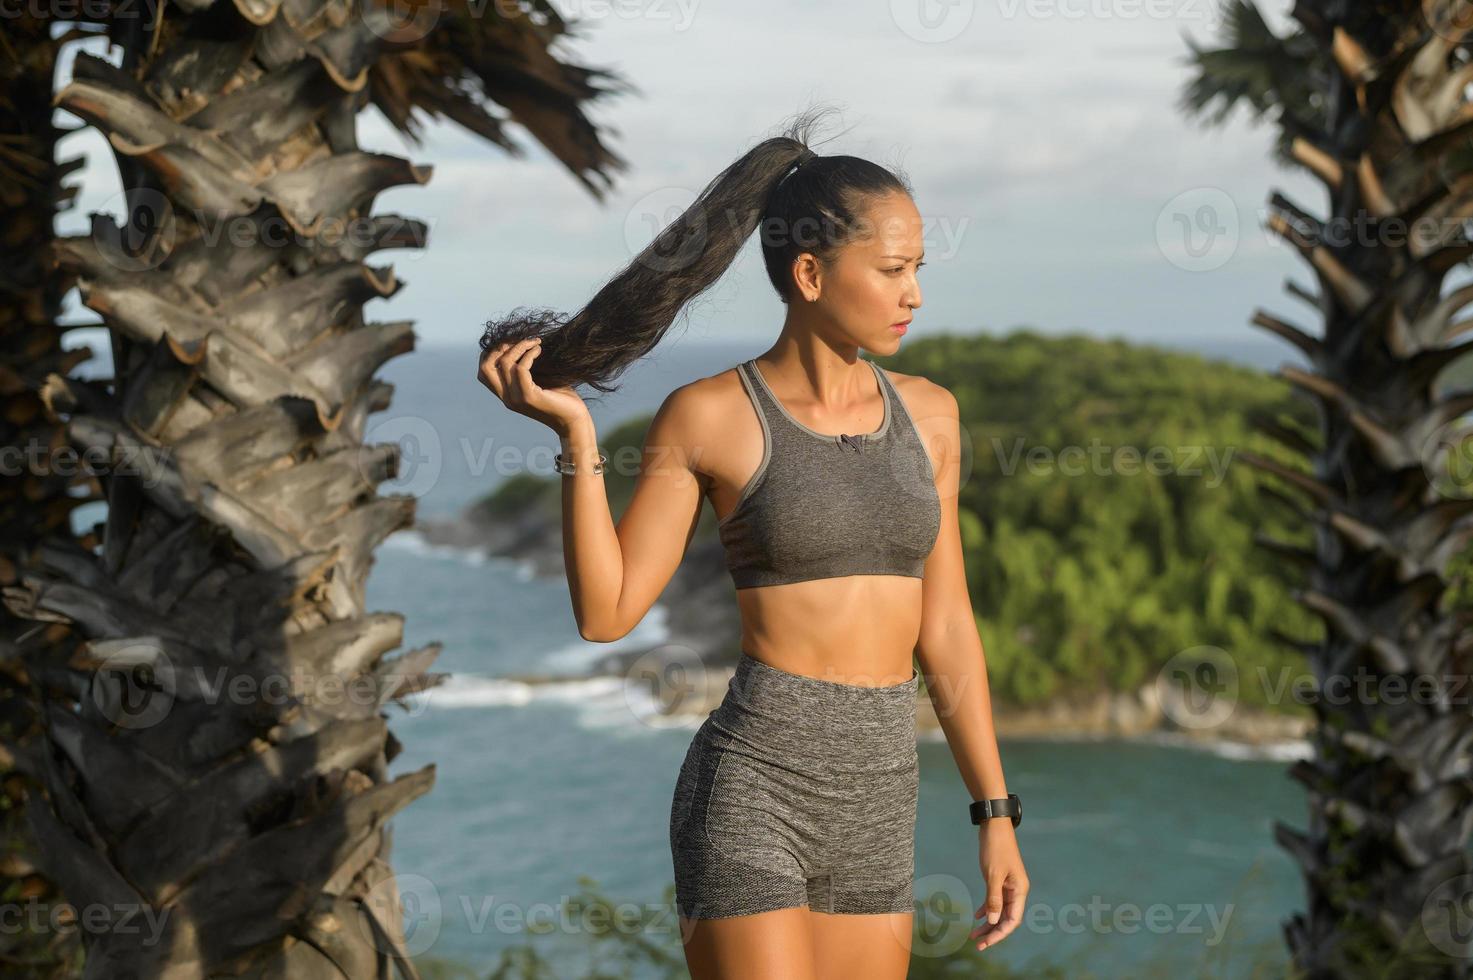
[368,335,1308,977]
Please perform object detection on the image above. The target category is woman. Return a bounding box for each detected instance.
[476,107,1027,979]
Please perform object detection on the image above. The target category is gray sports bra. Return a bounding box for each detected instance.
[717,358,942,590]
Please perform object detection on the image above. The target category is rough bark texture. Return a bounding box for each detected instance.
[1187,3,1473,975]
[3,0,625,975]
[0,15,98,979]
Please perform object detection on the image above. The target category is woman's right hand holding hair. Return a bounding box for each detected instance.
[478,338,592,437]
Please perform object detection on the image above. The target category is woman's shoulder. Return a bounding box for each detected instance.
[874,364,955,419]
[644,366,754,486]
[650,363,750,433]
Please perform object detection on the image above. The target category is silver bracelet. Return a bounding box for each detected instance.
[554,451,607,476]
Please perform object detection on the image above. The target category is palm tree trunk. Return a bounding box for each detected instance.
[6,39,438,980]
[2,1,624,974]
[1184,3,1473,975]
[0,15,104,979]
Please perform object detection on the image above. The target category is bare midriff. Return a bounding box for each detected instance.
[731,576,924,687]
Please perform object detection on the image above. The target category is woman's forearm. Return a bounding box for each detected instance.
[916,621,1010,801]
[558,419,624,640]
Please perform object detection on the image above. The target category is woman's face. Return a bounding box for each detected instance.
[804,191,925,354]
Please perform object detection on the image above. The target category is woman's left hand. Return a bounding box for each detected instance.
[971,820,1028,951]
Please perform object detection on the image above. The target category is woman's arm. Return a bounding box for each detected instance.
[912,380,1028,949]
[479,337,707,644]
[559,383,707,642]
[912,382,1007,801]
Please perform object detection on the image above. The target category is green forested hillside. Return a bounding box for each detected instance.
[474,331,1326,711]
[876,331,1319,709]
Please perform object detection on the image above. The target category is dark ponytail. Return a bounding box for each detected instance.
[477,104,912,396]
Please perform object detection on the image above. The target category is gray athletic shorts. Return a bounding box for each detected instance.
[668,651,920,919]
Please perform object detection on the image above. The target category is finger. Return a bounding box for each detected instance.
[497,338,542,381]
[484,341,513,366]
[971,912,1019,947]
[984,908,1022,945]
[479,349,506,397]
[969,910,1009,939]
[490,338,529,369]
[973,881,1027,945]
[508,342,542,398]
[516,341,542,374]
[981,874,1005,925]
[478,344,512,392]
[979,877,1023,913]
[495,340,541,399]
[971,923,1004,950]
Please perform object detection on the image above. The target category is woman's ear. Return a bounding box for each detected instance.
[793,253,821,302]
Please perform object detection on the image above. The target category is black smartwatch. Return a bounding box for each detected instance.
[970,793,1022,828]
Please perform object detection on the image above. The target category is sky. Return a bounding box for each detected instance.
[53,0,1323,355]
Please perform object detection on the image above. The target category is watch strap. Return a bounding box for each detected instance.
[969,793,1021,827]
